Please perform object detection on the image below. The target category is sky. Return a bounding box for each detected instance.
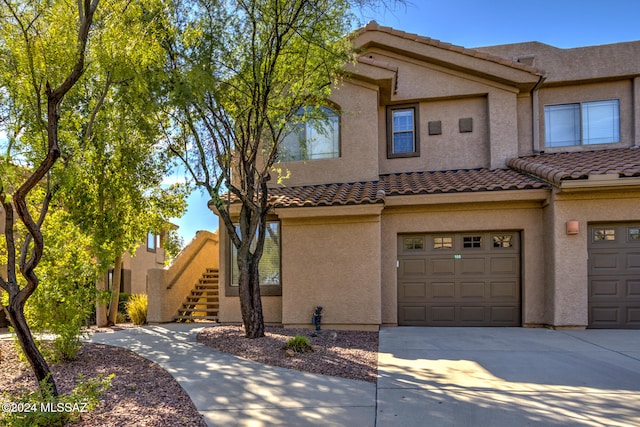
[171,0,640,243]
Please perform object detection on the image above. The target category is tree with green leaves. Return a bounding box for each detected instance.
[162,0,362,338]
[0,0,187,397]
[0,0,100,396]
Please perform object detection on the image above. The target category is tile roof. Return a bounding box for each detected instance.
[356,21,542,76]
[258,168,547,208]
[382,169,547,196]
[507,148,640,185]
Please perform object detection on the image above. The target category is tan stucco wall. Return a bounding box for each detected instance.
[544,188,640,327]
[123,246,165,295]
[279,210,382,330]
[380,195,547,327]
[378,96,490,173]
[370,50,523,171]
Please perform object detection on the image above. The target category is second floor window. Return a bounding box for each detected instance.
[544,99,619,147]
[387,104,420,158]
[280,107,340,161]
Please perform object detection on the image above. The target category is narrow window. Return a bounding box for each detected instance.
[404,237,424,250]
[387,104,420,158]
[147,232,157,252]
[433,236,453,249]
[463,236,482,248]
[593,228,616,242]
[493,235,513,248]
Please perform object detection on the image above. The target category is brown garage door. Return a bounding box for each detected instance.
[398,231,521,326]
[588,224,640,329]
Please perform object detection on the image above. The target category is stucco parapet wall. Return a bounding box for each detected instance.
[507,147,640,187]
[475,40,640,84]
[354,21,541,90]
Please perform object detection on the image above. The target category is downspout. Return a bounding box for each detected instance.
[531,75,546,153]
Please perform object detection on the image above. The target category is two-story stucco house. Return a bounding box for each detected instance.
[215,22,640,330]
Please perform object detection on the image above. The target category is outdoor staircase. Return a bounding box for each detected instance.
[174,268,219,322]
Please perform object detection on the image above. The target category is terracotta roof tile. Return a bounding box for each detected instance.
[382,169,547,196]
[507,148,640,185]
[252,168,547,208]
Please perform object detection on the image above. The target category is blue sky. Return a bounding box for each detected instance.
[171,0,640,243]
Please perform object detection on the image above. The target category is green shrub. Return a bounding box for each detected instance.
[284,335,313,353]
[1,373,113,427]
[125,294,147,325]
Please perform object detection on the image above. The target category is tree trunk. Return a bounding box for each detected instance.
[95,274,108,327]
[107,254,123,325]
[237,256,264,338]
[6,297,58,395]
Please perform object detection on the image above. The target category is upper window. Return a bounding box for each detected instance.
[387,104,420,158]
[280,107,339,161]
[544,100,620,147]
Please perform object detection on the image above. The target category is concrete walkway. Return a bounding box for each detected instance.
[377,327,640,427]
[87,323,376,426]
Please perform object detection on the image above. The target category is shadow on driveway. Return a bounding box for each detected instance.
[377,327,640,427]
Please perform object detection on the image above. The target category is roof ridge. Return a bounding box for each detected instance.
[357,21,541,75]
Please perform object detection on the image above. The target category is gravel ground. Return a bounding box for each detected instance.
[1,324,378,425]
[197,325,379,383]
[0,338,206,426]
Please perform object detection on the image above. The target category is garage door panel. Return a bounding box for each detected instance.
[626,253,640,270]
[431,306,456,322]
[490,257,518,274]
[460,306,485,322]
[400,282,427,299]
[629,308,640,324]
[401,259,427,275]
[592,252,619,270]
[432,282,455,298]
[591,306,620,325]
[431,259,455,275]
[589,223,640,329]
[460,282,485,298]
[490,281,518,298]
[460,258,485,274]
[591,280,620,297]
[398,231,521,326]
[491,306,518,322]
[399,305,427,323]
[628,280,640,297]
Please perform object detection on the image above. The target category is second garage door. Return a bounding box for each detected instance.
[398,231,521,326]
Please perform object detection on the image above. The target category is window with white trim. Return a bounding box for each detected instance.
[544,99,620,147]
[387,104,420,158]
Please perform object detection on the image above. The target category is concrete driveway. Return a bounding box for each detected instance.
[377,327,640,427]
